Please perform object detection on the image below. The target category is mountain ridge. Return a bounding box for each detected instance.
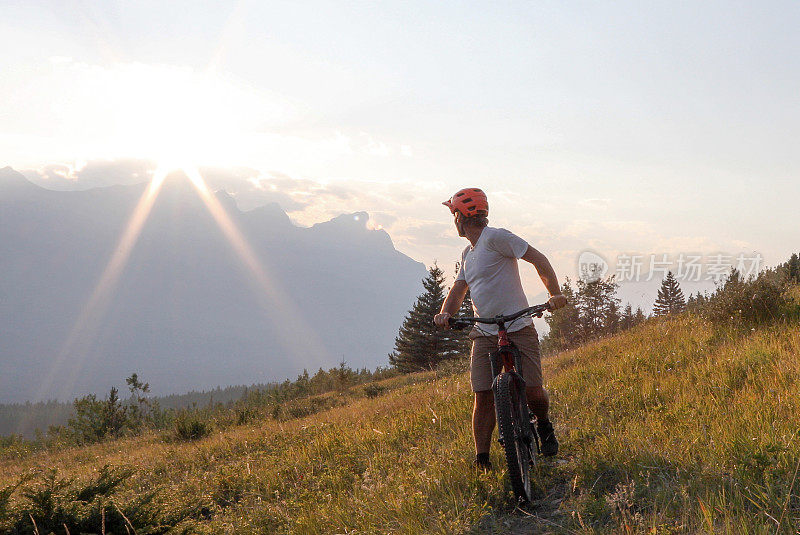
[0,167,426,402]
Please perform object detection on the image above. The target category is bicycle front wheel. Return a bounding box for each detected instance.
[495,372,532,502]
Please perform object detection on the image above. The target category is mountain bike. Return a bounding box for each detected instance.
[449,303,551,503]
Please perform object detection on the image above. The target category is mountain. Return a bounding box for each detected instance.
[0,167,426,403]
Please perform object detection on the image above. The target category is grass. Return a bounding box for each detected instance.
[536,315,800,533]
[1,315,799,533]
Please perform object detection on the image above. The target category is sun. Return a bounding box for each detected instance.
[104,63,277,169]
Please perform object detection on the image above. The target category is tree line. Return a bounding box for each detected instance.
[5,252,797,443]
[387,262,650,368]
[0,364,400,444]
[388,250,800,369]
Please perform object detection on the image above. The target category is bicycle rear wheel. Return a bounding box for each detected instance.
[495,372,533,502]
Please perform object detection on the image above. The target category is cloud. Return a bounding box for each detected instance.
[77,159,155,187]
[14,158,761,293]
[578,198,611,209]
[22,164,74,186]
[22,159,156,190]
[15,161,492,269]
[367,212,398,228]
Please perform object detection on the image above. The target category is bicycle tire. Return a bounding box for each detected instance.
[495,372,532,502]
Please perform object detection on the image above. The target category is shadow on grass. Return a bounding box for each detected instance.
[470,450,800,534]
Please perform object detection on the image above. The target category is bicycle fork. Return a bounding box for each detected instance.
[490,349,538,451]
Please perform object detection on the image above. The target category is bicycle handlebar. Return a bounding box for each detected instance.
[447,303,552,331]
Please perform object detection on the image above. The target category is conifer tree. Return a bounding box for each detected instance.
[604,298,622,335]
[452,262,474,355]
[620,303,635,330]
[575,275,620,340]
[633,307,647,325]
[788,252,800,283]
[686,291,709,313]
[653,271,686,316]
[389,264,463,372]
[543,279,580,352]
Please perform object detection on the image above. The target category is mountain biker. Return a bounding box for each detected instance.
[433,187,567,470]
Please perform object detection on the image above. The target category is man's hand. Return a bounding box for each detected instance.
[434,312,452,329]
[548,294,567,310]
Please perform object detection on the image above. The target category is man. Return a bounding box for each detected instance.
[433,187,567,470]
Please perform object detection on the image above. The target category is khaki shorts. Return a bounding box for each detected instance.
[469,325,543,392]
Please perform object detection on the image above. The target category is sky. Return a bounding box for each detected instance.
[2,0,799,308]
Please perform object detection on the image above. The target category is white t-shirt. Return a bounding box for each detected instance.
[456,227,532,335]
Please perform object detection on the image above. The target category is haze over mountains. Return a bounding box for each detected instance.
[0,167,426,403]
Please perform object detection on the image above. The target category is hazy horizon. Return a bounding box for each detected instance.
[2,2,800,407]
[3,1,798,304]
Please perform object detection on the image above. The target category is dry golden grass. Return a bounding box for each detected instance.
[2,315,800,533]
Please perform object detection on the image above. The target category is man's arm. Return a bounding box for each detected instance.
[434,279,468,329]
[521,246,567,309]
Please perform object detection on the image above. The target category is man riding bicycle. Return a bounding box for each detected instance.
[433,187,567,470]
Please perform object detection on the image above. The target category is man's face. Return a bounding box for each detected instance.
[454,211,466,237]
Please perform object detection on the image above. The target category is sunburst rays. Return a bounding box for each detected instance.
[21,168,169,428]
[30,1,331,405]
[32,166,330,407]
[182,166,331,363]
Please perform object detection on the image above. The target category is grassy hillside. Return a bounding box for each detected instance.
[2,314,800,533]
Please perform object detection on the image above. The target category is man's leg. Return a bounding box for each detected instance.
[526,384,558,456]
[473,389,495,456]
[470,333,496,468]
[511,326,559,456]
[526,384,550,422]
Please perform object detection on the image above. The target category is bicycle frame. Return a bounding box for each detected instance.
[489,321,523,387]
[448,303,551,404]
[489,320,536,451]
[446,303,550,502]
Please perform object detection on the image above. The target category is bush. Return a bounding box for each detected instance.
[173,412,212,441]
[67,387,128,444]
[270,395,344,421]
[7,466,136,534]
[363,384,386,398]
[0,466,189,534]
[63,374,158,445]
[235,406,259,425]
[703,268,791,326]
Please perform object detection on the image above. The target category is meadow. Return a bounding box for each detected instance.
[2,312,799,533]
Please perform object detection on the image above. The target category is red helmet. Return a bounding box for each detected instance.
[442,188,488,217]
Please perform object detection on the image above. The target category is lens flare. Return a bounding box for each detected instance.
[25,166,169,415]
[28,164,331,413]
[183,167,331,365]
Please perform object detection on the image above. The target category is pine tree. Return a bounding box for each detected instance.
[653,271,686,316]
[788,252,800,283]
[543,279,581,352]
[686,291,709,313]
[604,298,621,335]
[389,264,463,373]
[452,262,474,355]
[543,276,621,352]
[575,275,620,341]
[620,303,635,330]
[633,307,647,325]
